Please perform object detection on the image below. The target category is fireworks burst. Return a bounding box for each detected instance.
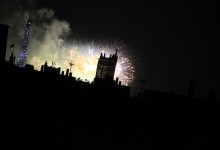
[30,40,135,86]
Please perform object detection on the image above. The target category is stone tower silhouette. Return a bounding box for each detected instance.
[95,50,118,80]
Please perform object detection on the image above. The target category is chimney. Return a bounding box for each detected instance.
[61,71,64,75]
[58,68,61,74]
[116,77,119,84]
[119,81,122,86]
[40,65,44,72]
[69,72,72,77]
[66,69,69,76]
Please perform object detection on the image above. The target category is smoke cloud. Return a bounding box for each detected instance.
[0,1,70,65]
[0,0,136,87]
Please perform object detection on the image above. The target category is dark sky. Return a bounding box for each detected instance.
[2,0,220,98]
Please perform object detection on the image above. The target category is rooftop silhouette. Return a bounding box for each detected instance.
[1,23,220,149]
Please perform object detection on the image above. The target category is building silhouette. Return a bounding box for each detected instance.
[17,18,31,67]
[40,61,61,76]
[1,23,220,149]
[95,50,118,80]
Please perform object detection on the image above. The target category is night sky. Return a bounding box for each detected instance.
[1,0,220,98]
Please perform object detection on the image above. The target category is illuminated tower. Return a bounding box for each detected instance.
[17,18,31,67]
[95,50,118,80]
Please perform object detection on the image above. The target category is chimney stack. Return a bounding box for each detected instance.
[116,77,119,84]
[69,72,72,77]
[40,65,44,72]
[66,69,69,76]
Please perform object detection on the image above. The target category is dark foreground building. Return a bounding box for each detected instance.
[1,24,220,150]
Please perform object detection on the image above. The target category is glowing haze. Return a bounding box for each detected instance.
[0,1,135,86]
[31,40,135,86]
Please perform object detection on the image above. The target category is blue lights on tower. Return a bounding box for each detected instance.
[17,18,31,67]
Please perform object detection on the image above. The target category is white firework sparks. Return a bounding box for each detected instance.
[30,40,135,86]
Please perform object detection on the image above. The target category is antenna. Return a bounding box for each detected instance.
[70,62,74,73]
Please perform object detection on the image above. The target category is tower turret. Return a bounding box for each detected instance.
[95,50,118,80]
